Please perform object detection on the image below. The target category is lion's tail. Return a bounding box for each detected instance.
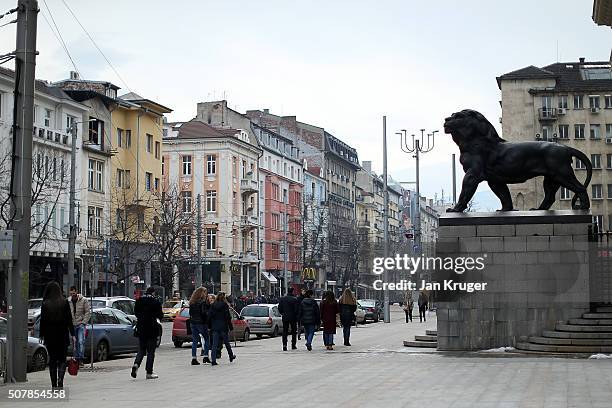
[568,147,592,208]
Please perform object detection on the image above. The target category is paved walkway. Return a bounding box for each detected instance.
[2,307,612,407]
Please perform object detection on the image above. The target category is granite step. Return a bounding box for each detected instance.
[414,335,437,342]
[568,318,612,325]
[596,306,612,313]
[583,313,612,319]
[556,323,612,332]
[542,330,612,339]
[425,330,437,336]
[403,340,437,348]
[529,336,612,346]
[516,342,612,353]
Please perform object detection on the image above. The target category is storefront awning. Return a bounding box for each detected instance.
[261,272,278,283]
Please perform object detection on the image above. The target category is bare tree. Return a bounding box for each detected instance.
[301,193,328,271]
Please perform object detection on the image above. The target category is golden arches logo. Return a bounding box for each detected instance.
[302,268,317,281]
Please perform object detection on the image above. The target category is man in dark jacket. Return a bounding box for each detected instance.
[297,288,306,340]
[297,289,320,351]
[131,287,163,379]
[208,292,236,366]
[278,287,299,351]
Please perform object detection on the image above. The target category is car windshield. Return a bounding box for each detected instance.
[162,301,179,308]
[359,301,375,307]
[28,300,42,309]
[241,306,269,317]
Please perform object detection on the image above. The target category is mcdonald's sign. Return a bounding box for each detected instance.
[302,267,317,282]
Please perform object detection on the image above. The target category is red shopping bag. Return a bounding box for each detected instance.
[67,358,79,376]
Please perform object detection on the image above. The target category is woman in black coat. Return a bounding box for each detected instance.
[338,288,357,346]
[39,281,75,388]
[208,292,236,366]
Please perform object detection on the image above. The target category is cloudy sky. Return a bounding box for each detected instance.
[1,0,610,209]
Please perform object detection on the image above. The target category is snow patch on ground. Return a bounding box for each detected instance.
[589,353,612,359]
[481,346,515,353]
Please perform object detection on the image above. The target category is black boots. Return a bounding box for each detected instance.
[191,358,200,365]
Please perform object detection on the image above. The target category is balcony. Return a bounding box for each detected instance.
[240,215,258,230]
[240,178,258,195]
[538,108,557,122]
[33,126,72,149]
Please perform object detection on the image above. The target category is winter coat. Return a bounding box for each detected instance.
[320,300,339,334]
[69,294,91,326]
[339,302,357,326]
[134,294,163,339]
[40,299,74,355]
[418,292,428,308]
[278,295,299,322]
[298,298,320,327]
[209,301,233,333]
[189,300,208,325]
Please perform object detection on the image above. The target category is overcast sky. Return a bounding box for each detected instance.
[1,0,610,209]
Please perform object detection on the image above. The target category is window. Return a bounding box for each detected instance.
[181,228,192,251]
[241,160,246,178]
[66,115,76,132]
[206,228,216,250]
[182,155,192,175]
[116,169,124,188]
[146,134,153,153]
[589,95,600,109]
[606,124,612,139]
[88,159,104,191]
[271,184,280,201]
[608,154,612,169]
[593,215,604,229]
[182,191,192,213]
[117,128,123,147]
[145,172,152,191]
[206,190,217,212]
[87,206,102,237]
[558,124,569,139]
[592,154,602,169]
[605,95,612,109]
[125,130,131,147]
[574,124,585,139]
[576,158,586,169]
[116,209,123,229]
[573,95,583,109]
[154,178,159,192]
[592,184,603,199]
[44,109,52,127]
[207,155,216,175]
[137,212,144,231]
[608,184,612,199]
[541,126,552,140]
[558,95,568,109]
[88,118,103,146]
[272,213,280,230]
[155,141,160,159]
[125,169,131,188]
[161,157,165,175]
[590,124,601,139]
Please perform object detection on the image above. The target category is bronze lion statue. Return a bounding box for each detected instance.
[444,109,592,212]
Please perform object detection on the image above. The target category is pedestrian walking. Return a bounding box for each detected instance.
[418,290,428,323]
[297,289,320,351]
[278,287,299,351]
[403,289,413,323]
[320,291,340,350]
[188,287,211,365]
[131,287,163,379]
[208,292,236,366]
[338,288,357,346]
[39,282,75,388]
[68,286,91,367]
[297,288,306,340]
[207,294,222,360]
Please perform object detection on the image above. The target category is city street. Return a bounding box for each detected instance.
[2,306,612,408]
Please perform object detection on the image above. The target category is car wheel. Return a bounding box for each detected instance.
[173,340,183,348]
[95,340,109,362]
[31,349,47,371]
[374,315,379,323]
[242,329,250,342]
[256,333,263,339]
[271,326,279,337]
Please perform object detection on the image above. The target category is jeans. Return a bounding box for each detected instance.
[282,320,297,347]
[419,305,427,322]
[323,333,334,346]
[211,330,234,364]
[190,322,209,358]
[342,325,351,344]
[303,324,315,346]
[74,324,86,361]
[134,337,157,374]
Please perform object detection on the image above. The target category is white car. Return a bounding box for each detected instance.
[355,307,366,324]
[90,296,136,321]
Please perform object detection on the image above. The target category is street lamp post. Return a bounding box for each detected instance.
[398,129,437,264]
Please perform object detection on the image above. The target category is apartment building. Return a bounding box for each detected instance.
[497,57,612,231]
[163,119,261,296]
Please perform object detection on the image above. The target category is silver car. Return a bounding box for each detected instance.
[90,296,136,321]
[240,304,282,338]
[27,298,43,330]
[0,317,48,372]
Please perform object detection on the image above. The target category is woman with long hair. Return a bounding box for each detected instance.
[320,291,339,350]
[208,292,236,366]
[39,281,75,388]
[188,287,210,365]
[338,288,357,346]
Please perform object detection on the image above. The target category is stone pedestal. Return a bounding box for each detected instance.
[435,210,591,351]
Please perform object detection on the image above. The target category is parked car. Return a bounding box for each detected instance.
[171,306,250,348]
[239,304,282,338]
[355,307,366,324]
[0,317,48,372]
[90,297,136,321]
[162,299,187,321]
[358,299,383,322]
[27,298,43,330]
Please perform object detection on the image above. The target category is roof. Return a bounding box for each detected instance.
[497,60,612,92]
[0,66,74,100]
[324,131,360,169]
[172,120,241,139]
[119,92,173,114]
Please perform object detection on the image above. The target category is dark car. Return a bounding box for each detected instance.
[172,306,250,348]
[358,299,383,322]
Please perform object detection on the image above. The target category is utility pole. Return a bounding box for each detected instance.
[7,0,38,383]
[195,194,202,288]
[382,116,390,323]
[67,122,78,291]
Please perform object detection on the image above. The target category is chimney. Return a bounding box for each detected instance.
[69,71,80,80]
[263,109,269,114]
[579,57,585,64]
